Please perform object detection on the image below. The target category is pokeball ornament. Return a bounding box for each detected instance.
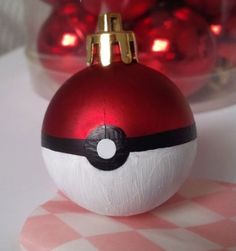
[41,13,197,216]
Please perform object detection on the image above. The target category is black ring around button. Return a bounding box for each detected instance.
[84,126,130,171]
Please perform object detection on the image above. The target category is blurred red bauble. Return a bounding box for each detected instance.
[134,7,216,96]
[186,0,236,17]
[210,15,236,67]
[37,2,97,74]
[81,0,156,20]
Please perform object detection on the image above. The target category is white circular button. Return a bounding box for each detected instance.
[97,139,117,159]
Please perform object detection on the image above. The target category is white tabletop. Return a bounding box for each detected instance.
[0,49,56,251]
[0,48,236,251]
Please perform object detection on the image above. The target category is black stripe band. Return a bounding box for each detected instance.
[42,124,197,156]
[128,125,197,152]
[42,136,87,157]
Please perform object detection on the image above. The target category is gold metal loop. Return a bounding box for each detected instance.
[87,13,138,67]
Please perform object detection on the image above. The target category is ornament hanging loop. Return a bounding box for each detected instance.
[87,13,138,67]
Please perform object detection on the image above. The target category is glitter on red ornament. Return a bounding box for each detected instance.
[152,39,170,53]
[81,0,156,20]
[134,7,216,96]
[61,33,78,47]
[37,2,97,74]
[210,24,223,36]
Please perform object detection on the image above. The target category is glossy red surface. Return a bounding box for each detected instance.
[81,0,156,20]
[134,7,216,96]
[37,2,97,73]
[42,62,195,139]
[186,0,236,17]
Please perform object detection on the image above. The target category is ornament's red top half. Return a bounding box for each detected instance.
[42,13,195,139]
[43,62,194,139]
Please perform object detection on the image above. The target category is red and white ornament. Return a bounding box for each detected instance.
[134,7,216,96]
[41,13,197,216]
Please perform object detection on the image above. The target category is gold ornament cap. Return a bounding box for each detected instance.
[87,13,138,67]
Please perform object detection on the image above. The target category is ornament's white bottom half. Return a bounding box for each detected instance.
[42,140,197,216]
[20,179,236,251]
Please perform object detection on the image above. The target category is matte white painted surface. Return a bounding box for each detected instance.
[42,140,197,216]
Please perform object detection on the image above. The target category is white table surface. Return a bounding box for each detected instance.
[0,48,236,251]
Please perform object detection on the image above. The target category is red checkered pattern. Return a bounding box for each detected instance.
[20,179,236,251]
